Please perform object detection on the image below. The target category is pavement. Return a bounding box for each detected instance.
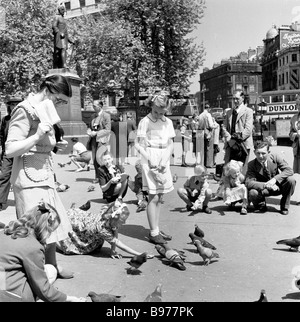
[1,143,300,302]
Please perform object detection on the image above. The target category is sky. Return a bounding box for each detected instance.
[188,0,300,94]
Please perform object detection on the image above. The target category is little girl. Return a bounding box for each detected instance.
[56,200,153,258]
[135,92,175,245]
[221,160,248,215]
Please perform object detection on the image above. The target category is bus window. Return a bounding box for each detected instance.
[272,95,283,103]
[284,94,297,102]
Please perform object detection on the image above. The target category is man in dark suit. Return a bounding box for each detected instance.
[87,100,111,183]
[245,141,296,215]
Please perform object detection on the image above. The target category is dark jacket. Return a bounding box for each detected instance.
[245,153,294,191]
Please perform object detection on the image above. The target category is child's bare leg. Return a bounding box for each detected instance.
[203,189,212,207]
[147,194,160,233]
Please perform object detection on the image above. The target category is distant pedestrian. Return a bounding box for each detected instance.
[222,91,253,173]
[69,137,92,172]
[135,93,175,245]
[87,100,111,184]
[289,97,300,175]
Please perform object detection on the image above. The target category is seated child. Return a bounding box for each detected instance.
[56,199,153,259]
[98,151,129,203]
[128,159,149,212]
[218,160,248,215]
[177,165,212,213]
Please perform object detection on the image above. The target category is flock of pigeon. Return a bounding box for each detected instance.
[86,226,300,302]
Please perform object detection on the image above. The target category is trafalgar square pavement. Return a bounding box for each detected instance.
[1,143,300,303]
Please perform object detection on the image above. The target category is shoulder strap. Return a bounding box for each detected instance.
[11,100,38,121]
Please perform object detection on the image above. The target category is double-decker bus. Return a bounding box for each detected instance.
[258,89,299,145]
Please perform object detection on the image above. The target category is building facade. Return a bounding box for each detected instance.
[199,49,263,112]
[64,0,104,19]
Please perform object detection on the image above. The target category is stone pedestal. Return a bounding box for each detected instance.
[46,68,88,154]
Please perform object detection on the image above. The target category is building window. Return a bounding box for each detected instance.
[286,56,289,64]
[286,72,289,83]
[79,0,86,7]
[95,0,101,4]
[236,84,242,90]
[65,1,71,10]
[249,84,255,92]
[282,74,284,84]
[292,54,298,62]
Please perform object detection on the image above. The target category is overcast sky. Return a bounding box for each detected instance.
[188,0,300,93]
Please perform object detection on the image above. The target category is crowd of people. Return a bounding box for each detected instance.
[1,76,300,302]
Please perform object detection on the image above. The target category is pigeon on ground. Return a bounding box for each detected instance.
[254,289,268,302]
[194,239,219,266]
[87,185,96,192]
[189,232,216,250]
[88,291,125,302]
[58,162,65,168]
[144,284,163,302]
[276,236,300,252]
[56,184,70,192]
[0,222,5,230]
[66,161,72,166]
[127,252,148,272]
[194,224,205,238]
[155,244,186,271]
[79,201,91,211]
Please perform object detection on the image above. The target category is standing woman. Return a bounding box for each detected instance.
[135,93,176,245]
[5,74,74,279]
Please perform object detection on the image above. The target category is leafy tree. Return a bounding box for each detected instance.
[0,0,57,96]
[102,0,206,94]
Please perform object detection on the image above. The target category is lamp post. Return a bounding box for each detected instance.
[217,94,222,108]
[201,84,208,112]
[258,99,267,140]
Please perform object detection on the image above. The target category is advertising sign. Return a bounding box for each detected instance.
[266,103,297,114]
[280,31,300,49]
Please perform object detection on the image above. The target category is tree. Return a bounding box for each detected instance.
[102,0,206,94]
[0,0,57,96]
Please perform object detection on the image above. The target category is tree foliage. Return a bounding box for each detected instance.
[0,0,58,96]
[102,0,206,94]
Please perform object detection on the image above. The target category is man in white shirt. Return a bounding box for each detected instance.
[69,137,92,172]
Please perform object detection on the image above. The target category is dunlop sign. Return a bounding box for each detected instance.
[267,103,297,114]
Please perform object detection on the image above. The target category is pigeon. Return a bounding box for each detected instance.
[276,236,300,252]
[194,239,219,266]
[58,162,65,168]
[254,289,268,302]
[56,184,70,192]
[189,232,217,250]
[144,284,163,302]
[79,201,91,211]
[88,291,125,302]
[127,252,148,271]
[194,224,205,238]
[155,244,186,271]
[87,185,96,192]
[66,161,72,166]
[0,222,5,230]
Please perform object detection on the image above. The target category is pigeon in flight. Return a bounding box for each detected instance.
[88,291,124,302]
[194,239,219,266]
[144,284,163,302]
[276,236,300,252]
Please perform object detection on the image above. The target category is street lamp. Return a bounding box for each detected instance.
[257,99,267,140]
[201,84,208,112]
[217,94,222,108]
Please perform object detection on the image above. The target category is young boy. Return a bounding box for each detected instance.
[177,165,212,213]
